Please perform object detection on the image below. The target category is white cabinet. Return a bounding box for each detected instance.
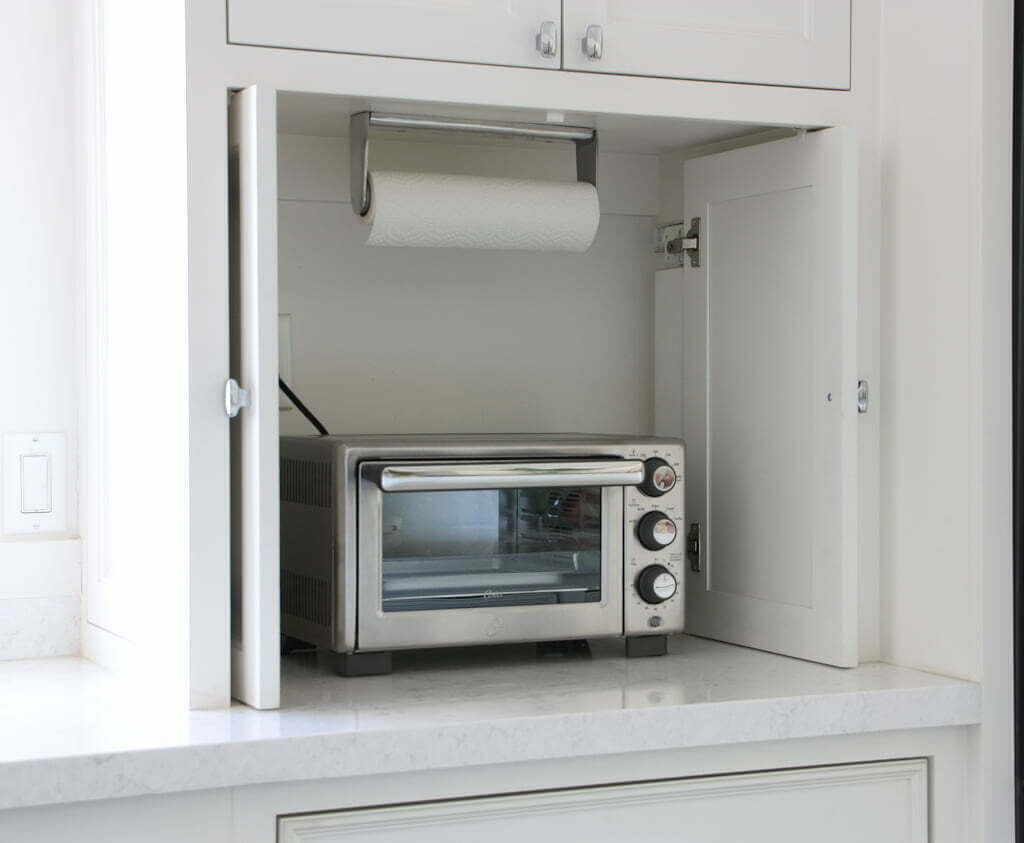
[229,0,850,89]
[563,0,851,89]
[279,760,927,842]
[227,0,563,70]
[229,92,862,701]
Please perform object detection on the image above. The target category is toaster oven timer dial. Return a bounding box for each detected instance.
[636,565,678,604]
[639,458,677,497]
[636,511,677,551]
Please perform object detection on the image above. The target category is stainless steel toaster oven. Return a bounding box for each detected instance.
[279,434,684,675]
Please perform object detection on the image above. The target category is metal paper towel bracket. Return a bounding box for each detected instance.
[349,111,598,217]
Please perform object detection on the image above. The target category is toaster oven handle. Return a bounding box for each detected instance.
[371,460,646,492]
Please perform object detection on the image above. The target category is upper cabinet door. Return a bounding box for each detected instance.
[657,129,859,667]
[563,1,851,89]
[228,0,564,70]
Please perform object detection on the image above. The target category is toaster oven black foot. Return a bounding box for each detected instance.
[625,635,668,658]
[334,650,393,677]
[280,635,314,655]
[536,639,592,660]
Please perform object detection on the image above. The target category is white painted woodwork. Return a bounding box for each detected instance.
[2,729,971,843]
[0,789,234,843]
[274,91,784,156]
[228,0,562,70]
[665,129,858,667]
[279,760,926,842]
[65,0,1010,834]
[237,727,969,843]
[228,86,281,709]
[185,0,886,711]
[563,0,851,89]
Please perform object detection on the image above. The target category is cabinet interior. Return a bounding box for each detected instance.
[232,88,853,703]
[272,91,795,439]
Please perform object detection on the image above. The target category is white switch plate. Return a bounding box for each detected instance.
[3,433,67,535]
[279,313,293,410]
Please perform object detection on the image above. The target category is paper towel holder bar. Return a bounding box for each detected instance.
[349,111,598,216]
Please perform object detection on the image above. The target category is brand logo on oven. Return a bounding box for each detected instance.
[482,589,504,601]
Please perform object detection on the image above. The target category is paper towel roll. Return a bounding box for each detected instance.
[362,171,600,252]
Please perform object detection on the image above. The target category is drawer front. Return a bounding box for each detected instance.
[562,0,851,90]
[228,0,563,70]
[279,759,927,842]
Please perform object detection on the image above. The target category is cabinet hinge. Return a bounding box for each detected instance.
[686,522,701,572]
[659,219,700,268]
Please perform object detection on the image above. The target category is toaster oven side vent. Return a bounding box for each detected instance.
[280,458,333,508]
[281,570,331,627]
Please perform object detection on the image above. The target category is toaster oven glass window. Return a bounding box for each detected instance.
[380,486,603,612]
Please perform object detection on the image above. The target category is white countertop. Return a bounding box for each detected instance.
[0,636,979,810]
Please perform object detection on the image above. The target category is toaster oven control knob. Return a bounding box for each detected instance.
[636,511,677,551]
[636,565,677,604]
[639,458,677,497]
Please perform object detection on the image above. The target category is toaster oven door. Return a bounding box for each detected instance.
[356,459,641,651]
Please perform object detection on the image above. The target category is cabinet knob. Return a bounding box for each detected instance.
[224,378,250,419]
[583,24,603,60]
[536,20,558,58]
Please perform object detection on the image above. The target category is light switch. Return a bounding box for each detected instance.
[3,432,66,535]
[20,454,51,513]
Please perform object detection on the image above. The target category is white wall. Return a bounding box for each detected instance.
[0,1,81,660]
[277,135,660,437]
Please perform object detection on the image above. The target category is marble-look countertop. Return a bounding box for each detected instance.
[0,636,979,810]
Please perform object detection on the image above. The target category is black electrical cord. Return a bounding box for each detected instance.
[279,377,330,436]
[1014,0,1024,836]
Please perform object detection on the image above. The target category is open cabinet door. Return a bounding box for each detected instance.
[658,129,858,667]
[229,86,281,708]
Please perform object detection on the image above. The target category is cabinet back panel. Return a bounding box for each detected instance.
[277,135,657,436]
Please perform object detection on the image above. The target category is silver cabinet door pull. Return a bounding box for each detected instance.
[536,20,558,58]
[583,24,603,60]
